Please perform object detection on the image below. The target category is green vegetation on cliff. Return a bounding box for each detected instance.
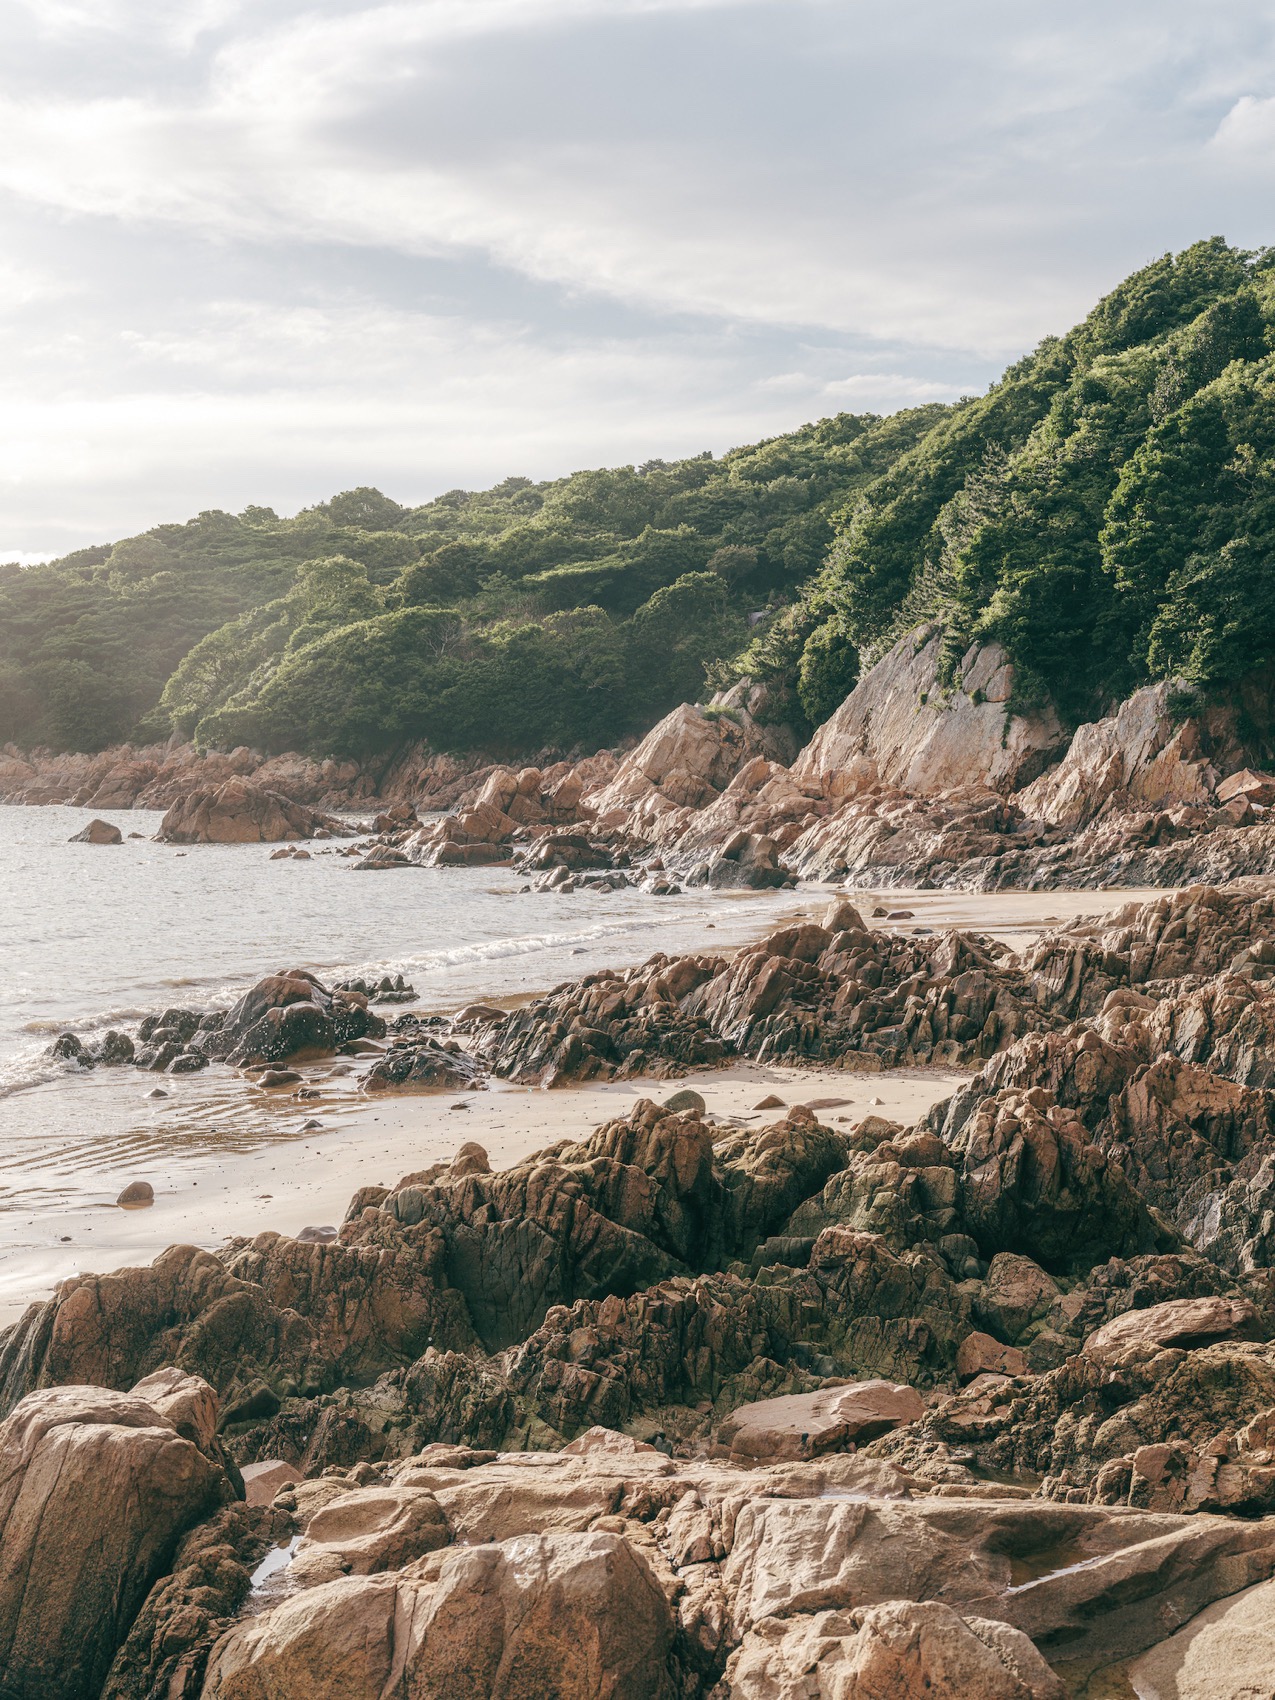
[752,236,1275,725]
[3,237,1273,758]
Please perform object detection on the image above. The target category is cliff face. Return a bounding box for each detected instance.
[793,626,1065,800]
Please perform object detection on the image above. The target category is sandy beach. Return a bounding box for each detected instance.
[0,882,1166,1325]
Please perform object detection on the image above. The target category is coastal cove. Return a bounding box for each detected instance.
[0,799,1165,1324]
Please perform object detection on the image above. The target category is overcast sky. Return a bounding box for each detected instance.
[2,0,1274,557]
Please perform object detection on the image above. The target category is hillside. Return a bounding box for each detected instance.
[4,236,1274,761]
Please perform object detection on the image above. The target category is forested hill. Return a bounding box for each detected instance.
[4,236,1274,760]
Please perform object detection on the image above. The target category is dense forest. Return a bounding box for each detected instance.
[3,237,1273,759]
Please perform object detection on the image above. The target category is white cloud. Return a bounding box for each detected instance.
[1211,93,1275,155]
[1,0,1274,550]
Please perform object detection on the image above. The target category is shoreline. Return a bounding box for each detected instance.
[0,881,1170,1326]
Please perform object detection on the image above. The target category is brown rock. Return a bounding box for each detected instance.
[241,1459,303,1505]
[793,625,1063,800]
[291,1486,448,1582]
[0,1384,226,1700]
[70,818,123,843]
[200,1530,677,1699]
[116,1179,154,1207]
[1216,767,1275,807]
[1082,1295,1264,1362]
[159,777,340,844]
[956,1332,1029,1381]
[129,1367,221,1451]
[724,1599,1066,1699]
[716,1381,923,1463]
[1126,1575,1275,1700]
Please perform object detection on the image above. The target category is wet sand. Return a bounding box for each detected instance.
[0,1058,971,1325]
[0,882,1167,1326]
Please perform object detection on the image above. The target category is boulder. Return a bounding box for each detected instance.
[715,1381,923,1463]
[956,1332,1029,1381]
[1081,1295,1263,1362]
[291,1486,449,1583]
[721,1493,1275,1663]
[69,817,123,843]
[206,969,385,1067]
[242,1459,302,1505]
[1215,767,1275,807]
[199,1531,677,1699]
[589,701,771,822]
[0,1384,227,1700]
[116,1179,154,1207]
[158,778,341,844]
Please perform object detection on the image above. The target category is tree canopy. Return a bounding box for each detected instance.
[5,238,1274,759]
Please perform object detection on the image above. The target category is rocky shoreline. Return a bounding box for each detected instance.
[7,632,1275,1697]
[9,626,1275,902]
[6,874,1275,1697]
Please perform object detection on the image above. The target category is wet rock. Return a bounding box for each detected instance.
[116,1180,155,1208]
[362,1038,486,1093]
[100,1499,293,1700]
[198,970,385,1067]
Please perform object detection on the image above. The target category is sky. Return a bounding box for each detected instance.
[2,0,1274,558]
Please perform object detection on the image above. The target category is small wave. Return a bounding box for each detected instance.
[21,1006,152,1036]
[0,1052,83,1101]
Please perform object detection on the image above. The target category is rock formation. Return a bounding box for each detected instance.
[157,778,346,844]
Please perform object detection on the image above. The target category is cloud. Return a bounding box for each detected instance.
[1,0,1274,550]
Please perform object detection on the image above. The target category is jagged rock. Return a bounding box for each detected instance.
[100,1500,292,1700]
[361,1038,485,1093]
[159,778,344,844]
[198,969,385,1067]
[944,1084,1177,1272]
[481,916,1046,1084]
[1217,768,1275,806]
[0,1383,229,1700]
[1016,680,1219,829]
[590,701,774,828]
[929,1339,1275,1502]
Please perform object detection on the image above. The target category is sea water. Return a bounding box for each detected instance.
[0,802,816,1316]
